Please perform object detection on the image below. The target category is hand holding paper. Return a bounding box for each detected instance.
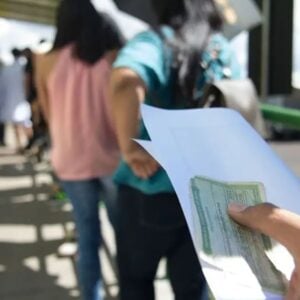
[229,203,300,300]
[137,105,300,299]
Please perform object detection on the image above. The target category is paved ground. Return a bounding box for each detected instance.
[0,143,173,300]
[1,139,300,300]
[0,147,79,300]
[270,141,300,176]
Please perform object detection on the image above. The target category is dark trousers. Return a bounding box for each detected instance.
[116,185,207,300]
[0,123,4,145]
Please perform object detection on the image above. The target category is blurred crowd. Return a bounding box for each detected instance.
[0,44,47,153]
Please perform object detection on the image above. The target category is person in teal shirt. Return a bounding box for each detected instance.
[113,30,240,194]
[110,0,240,299]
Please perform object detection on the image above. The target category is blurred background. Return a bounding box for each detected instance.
[1,0,300,93]
[0,1,300,300]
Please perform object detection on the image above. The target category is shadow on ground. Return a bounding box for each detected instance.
[0,155,79,300]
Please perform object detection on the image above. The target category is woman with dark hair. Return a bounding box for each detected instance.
[110,0,240,299]
[35,0,124,299]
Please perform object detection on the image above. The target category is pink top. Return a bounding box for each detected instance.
[47,46,119,180]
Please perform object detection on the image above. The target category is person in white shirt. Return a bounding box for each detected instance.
[0,49,32,151]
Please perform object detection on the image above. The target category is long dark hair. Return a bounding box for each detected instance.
[151,0,222,106]
[53,0,124,64]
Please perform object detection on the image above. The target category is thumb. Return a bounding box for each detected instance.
[228,203,300,259]
[228,203,277,232]
[228,203,252,228]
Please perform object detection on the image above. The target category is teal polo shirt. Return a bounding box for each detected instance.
[113,28,241,195]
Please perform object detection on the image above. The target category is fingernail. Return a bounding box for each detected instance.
[228,203,248,213]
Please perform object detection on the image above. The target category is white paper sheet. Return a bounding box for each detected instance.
[137,104,300,300]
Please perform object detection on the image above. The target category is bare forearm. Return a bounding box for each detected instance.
[110,69,146,155]
[263,207,300,262]
[229,203,300,262]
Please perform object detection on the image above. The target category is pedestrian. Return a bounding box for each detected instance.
[22,47,41,151]
[0,123,4,145]
[35,0,124,299]
[0,49,32,152]
[0,59,4,146]
[109,0,240,299]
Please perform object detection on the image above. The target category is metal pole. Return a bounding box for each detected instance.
[260,0,271,100]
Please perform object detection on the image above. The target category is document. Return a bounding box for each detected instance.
[190,177,285,296]
[137,105,299,299]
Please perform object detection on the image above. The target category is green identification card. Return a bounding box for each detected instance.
[190,176,286,296]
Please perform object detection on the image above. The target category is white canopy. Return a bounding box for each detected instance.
[0,0,148,61]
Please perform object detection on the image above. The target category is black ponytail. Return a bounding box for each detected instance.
[152,0,222,106]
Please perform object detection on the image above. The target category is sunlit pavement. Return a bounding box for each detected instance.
[0,147,79,300]
[1,140,300,300]
[0,142,173,300]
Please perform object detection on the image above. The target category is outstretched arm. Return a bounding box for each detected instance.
[109,68,159,179]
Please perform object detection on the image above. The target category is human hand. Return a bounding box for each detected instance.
[123,144,160,179]
[228,203,300,300]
